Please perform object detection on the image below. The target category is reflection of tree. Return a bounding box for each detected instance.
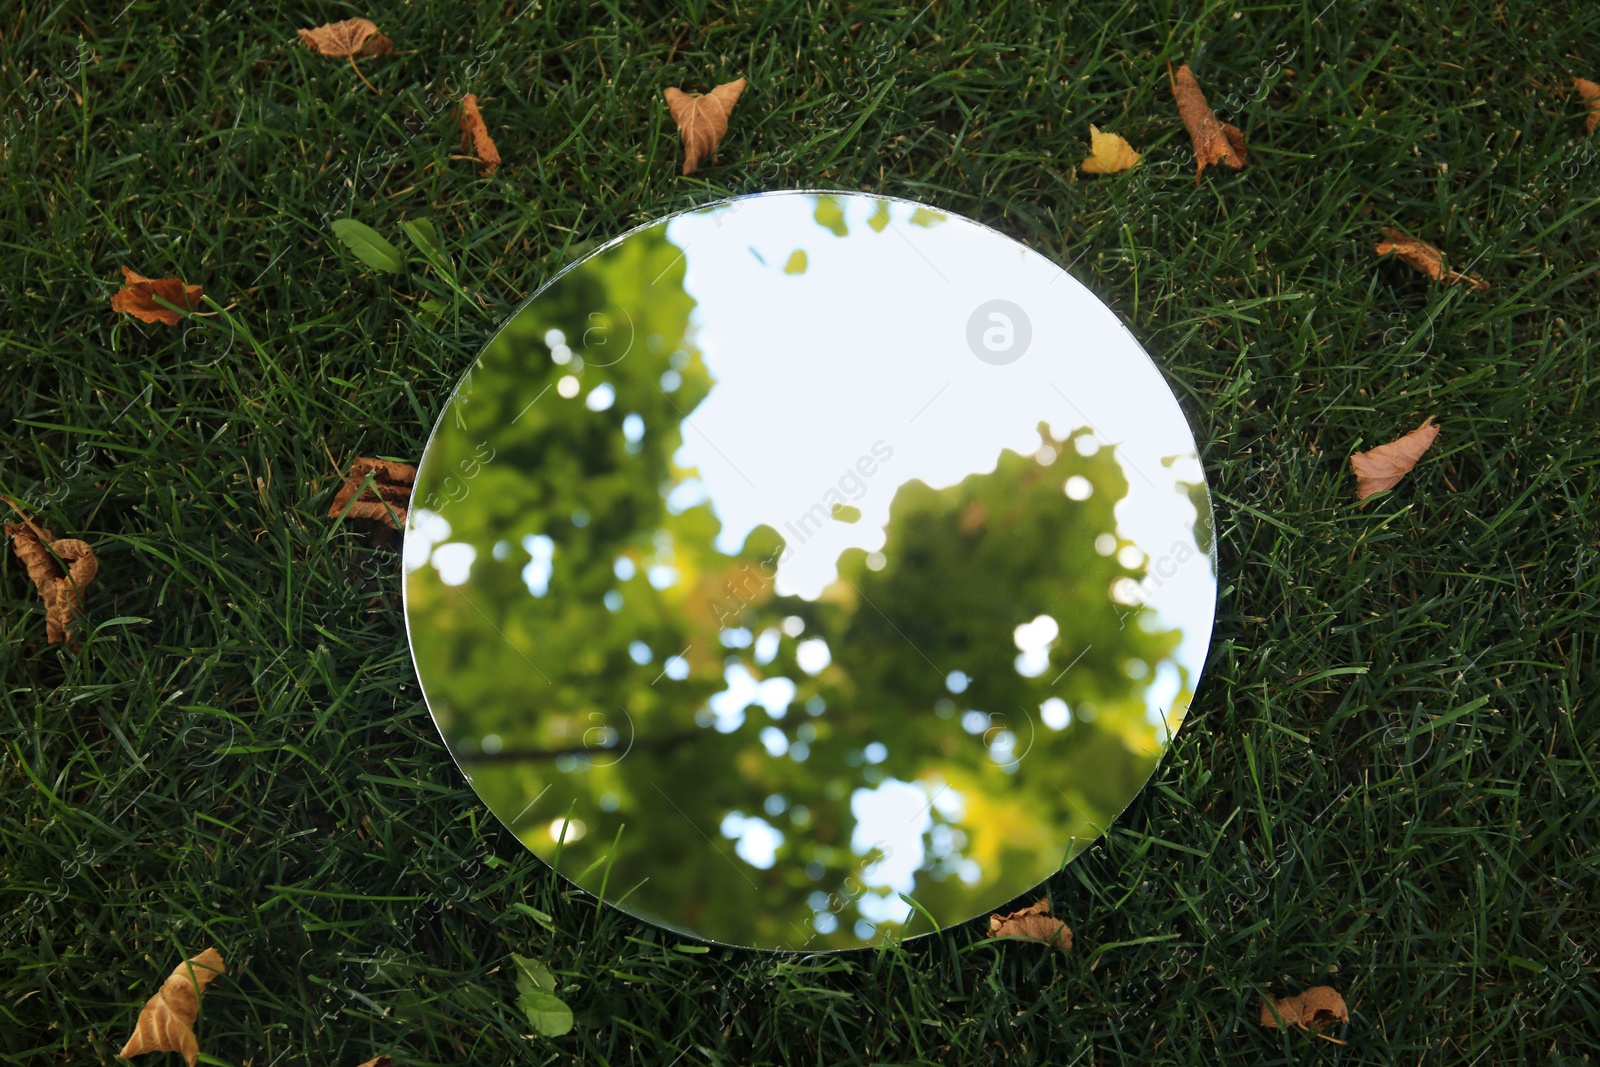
[408,196,1192,950]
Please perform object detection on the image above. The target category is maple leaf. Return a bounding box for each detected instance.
[1374,227,1488,291]
[458,93,501,176]
[986,899,1072,953]
[3,500,98,648]
[663,78,747,175]
[119,948,226,1067]
[1170,63,1247,185]
[1260,985,1349,1033]
[111,266,202,326]
[1079,124,1141,174]
[1350,416,1439,502]
[1574,77,1600,135]
[297,18,392,94]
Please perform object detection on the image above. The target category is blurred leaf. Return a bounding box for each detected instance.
[813,195,849,236]
[332,218,404,274]
[783,249,808,274]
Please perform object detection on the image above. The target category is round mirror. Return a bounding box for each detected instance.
[403,191,1216,951]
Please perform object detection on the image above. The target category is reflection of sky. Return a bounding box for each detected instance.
[408,193,1219,944]
[666,193,1214,727]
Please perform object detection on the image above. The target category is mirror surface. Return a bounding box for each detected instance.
[404,191,1216,951]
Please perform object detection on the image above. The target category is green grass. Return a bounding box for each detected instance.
[3,0,1598,1063]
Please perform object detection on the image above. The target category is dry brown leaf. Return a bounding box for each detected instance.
[298,18,391,94]
[355,1058,394,1067]
[986,899,1072,953]
[329,457,416,530]
[297,18,392,58]
[1260,985,1349,1032]
[3,502,98,647]
[663,78,747,175]
[1171,63,1247,185]
[1079,125,1142,175]
[1350,416,1439,502]
[458,94,501,176]
[1574,77,1600,135]
[1374,227,1488,291]
[119,947,226,1066]
[111,266,203,326]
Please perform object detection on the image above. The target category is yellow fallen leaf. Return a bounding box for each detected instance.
[119,948,226,1067]
[111,266,203,326]
[986,899,1072,953]
[1260,985,1349,1032]
[1080,125,1141,174]
[458,93,501,176]
[297,17,392,94]
[1575,77,1600,135]
[297,17,392,58]
[663,78,747,175]
[3,499,98,648]
[1374,228,1488,291]
[1350,416,1439,502]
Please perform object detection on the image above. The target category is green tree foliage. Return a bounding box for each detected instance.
[407,203,1196,949]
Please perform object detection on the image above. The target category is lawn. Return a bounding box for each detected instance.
[2,1,1598,1064]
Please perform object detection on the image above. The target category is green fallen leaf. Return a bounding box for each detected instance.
[518,988,573,1037]
[402,218,454,274]
[511,953,571,1036]
[784,249,808,275]
[831,503,861,523]
[331,218,404,274]
[513,953,556,992]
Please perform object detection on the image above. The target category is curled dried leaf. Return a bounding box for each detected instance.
[1574,77,1600,135]
[1350,416,1439,503]
[458,94,501,176]
[4,506,98,647]
[1171,63,1246,185]
[663,77,747,175]
[1260,985,1349,1032]
[111,266,202,326]
[330,457,416,531]
[986,899,1072,953]
[1079,124,1141,175]
[297,18,392,58]
[119,947,226,1066]
[1374,228,1488,291]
